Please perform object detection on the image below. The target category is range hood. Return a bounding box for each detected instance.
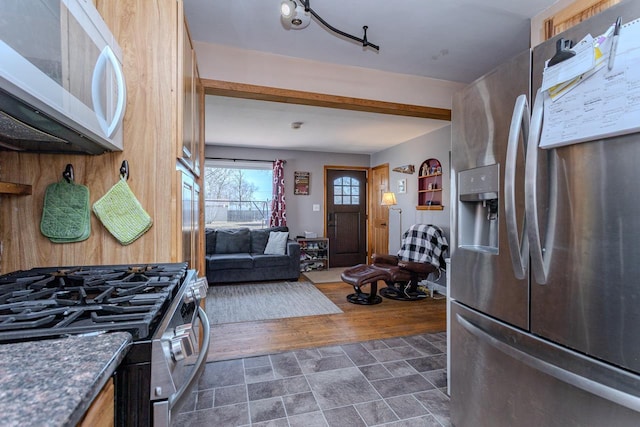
[0,0,126,155]
[0,88,116,155]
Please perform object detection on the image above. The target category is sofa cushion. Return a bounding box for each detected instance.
[215,228,250,254]
[250,226,288,254]
[207,254,254,271]
[205,229,216,255]
[264,231,289,255]
[252,254,291,268]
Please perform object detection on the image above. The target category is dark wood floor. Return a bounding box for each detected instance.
[206,281,447,362]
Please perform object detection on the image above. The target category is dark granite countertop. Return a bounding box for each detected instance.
[0,332,132,427]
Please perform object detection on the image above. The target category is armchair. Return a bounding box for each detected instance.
[373,224,449,301]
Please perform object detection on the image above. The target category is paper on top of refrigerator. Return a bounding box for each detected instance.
[539,17,640,150]
[542,25,615,101]
[541,34,596,93]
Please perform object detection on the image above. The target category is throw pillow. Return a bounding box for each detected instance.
[264,231,289,255]
[250,226,288,253]
[215,228,250,254]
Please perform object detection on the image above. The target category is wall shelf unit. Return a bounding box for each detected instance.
[298,237,329,272]
[0,182,32,196]
[417,158,443,210]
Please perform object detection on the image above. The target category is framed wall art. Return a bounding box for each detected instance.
[294,171,310,195]
[398,178,407,194]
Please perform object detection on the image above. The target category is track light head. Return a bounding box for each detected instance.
[280,0,295,19]
[280,0,310,29]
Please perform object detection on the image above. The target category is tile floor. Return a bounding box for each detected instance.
[173,332,450,427]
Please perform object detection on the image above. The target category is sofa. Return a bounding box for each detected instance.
[205,226,301,284]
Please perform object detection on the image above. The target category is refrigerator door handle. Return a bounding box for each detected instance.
[456,312,640,413]
[505,94,530,280]
[525,89,558,285]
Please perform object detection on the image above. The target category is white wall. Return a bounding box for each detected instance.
[371,126,452,254]
[204,145,370,239]
[194,42,464,108]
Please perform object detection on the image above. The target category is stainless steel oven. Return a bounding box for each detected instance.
[0,262,209,427]
[114,269,210,427]
[149,272,209,426]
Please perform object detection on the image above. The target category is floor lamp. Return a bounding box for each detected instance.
[381,192,402,247]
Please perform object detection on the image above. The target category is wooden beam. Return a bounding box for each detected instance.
[201,79,451,121]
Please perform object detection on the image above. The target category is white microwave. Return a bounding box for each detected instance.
[0,0,126,154]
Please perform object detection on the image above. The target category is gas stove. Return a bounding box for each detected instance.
[0,263,188,342]
[0,262,210,426]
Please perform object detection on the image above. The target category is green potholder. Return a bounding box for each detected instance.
[92,178,152,245]
[40,180,91,243]
[49,206,91,243]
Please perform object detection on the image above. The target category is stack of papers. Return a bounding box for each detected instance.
[541,25,615,101]
[538,16,640,150]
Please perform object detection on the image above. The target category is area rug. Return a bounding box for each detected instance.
[303,267,346,284]
[206,281,343,325]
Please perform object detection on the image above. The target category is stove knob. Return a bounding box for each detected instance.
[183,289,195,304]
[175,323,193,335]
[192,286,203,300]
[192,277,209,299]
[169,336,185,361]
[169,333,194,361]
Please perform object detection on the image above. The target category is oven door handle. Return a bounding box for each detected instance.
[168,306,210,412]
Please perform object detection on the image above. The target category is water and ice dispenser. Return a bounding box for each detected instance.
[457,164,500,254]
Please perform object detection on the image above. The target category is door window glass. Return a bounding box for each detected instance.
[333,177,360,205]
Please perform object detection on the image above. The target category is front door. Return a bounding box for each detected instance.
[325,168,367,267]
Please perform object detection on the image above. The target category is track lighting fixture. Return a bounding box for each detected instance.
[280,0,310,29]
[279,0,379,51]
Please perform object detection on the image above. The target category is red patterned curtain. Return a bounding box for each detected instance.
[270,159,287,226]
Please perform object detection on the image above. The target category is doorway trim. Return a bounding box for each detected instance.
[324,165,370,265]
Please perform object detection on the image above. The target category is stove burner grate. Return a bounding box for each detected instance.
[0,263,187,342]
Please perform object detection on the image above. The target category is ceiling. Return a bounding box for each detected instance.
[184,0,558,154]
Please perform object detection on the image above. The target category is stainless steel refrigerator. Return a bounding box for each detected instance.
[450,1,640,425]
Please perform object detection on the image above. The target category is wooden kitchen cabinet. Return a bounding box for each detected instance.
[0,0,205,274]
[77,378,114,427]
[179,165,201,272]
[179,18,202,177]
[177,6,204,272]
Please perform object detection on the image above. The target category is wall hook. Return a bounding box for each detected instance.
[63,164,74,183]
[120,160,129,180]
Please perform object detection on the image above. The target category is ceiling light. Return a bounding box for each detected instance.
[281,1,310,29]
[279,0,379,50]
[280,0,295,19]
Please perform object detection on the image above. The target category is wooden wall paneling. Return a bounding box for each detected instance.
[96,0,181,266]
[0,0,184,273]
